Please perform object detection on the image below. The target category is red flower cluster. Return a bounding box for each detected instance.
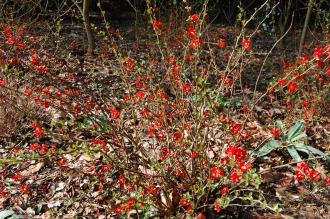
[187,27,203,49]
[179,199,193,212]
[287,81,298,93]
[32,123,43,138]
[210,167,224,181]
[225,146,247,161]
[230,123,242,136]
[295,162,320,181]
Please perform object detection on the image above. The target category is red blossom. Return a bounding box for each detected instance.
[217,37,227,48]
[231,171,242,183]
[214,199,222,213]
[153,20,163,30]
[111,109,120,119]
[6,37,15,44]
[187,27,198,40]
[278,79,286,87]
[270,128,281,138]
[221,187,229,196]
[20,184,30,195]
[313,47,323,60]
[226,146,247,161]
[190,14,199,22]
[210,167,224,180]
[183,84,191,94]
[242,39,252,51]
[0,80,7,86]
[32,123,43,138]
[287,81,298,93]
[230,123,242,136]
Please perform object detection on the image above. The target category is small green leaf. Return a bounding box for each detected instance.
[252,140,281,157]
[287,121,305,140]
[294,143,310,155]
[275,120,285,133]
[295,144,330,163]
[287,146,302,162]
[290,132,307,142]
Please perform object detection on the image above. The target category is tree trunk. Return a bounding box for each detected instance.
[279,0,292,53]
[298,0,313,56]
[83,0,95,55]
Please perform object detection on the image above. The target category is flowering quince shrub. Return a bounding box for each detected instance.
[0,6,329,218]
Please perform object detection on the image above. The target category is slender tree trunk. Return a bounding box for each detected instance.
[298,0,313,56]
[83,0,95,55]
[279,0,292,53]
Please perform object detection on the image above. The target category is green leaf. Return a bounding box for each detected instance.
[294,143,311,155]
[252,140,281,157]
[275,120,285,133]
[290,132,307,142]
[0,210,15,219]
[287,146,302,162]
[287,121,305,140]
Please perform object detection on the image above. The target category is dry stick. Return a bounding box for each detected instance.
[251,14,294,110]
[214,0,273,109]
[254,62,317,105]
[260,155,329,173]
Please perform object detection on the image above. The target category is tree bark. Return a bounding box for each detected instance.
[83,0,95,55]
[298,0,313,56]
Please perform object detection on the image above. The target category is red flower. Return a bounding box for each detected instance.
[20,184,30,195]
[187,27,198,40]
[278,79,286,87]
[225,146,247,162]
[230,123,242,135]
[32,123,43,138]
[136,91,145,101]
[197,213,206,219]
[6,38,15,44]
[210,167,224,180]
[31,57,41,66]
[214,199,222,213]
[111,109,120,119]
[270,128,281,138]
[183,84,191,94]
[36,65,46,73]
[153,20,163,30]
[179,199,190,207]
[242,39,252,51]
[307,169,320,181]
[12,173,22,182]
[231,171,242,183]
[221,187,229,196]
[287,81,298,93]
[217,37,227,48]
[0,80,7,87]
[236,161,251,174]
[190,14,199,22]
[190,38,204,49]
[313,47,323,60]
[118,175,126,186]
[295,169,305,181]
[191,150,198,159]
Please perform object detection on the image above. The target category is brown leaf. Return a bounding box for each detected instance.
[20,162,44,177]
